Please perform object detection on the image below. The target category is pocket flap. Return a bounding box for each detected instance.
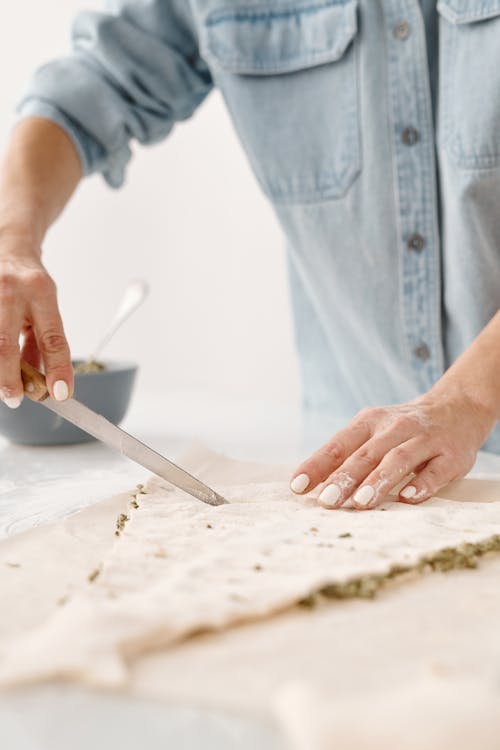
[201,0,358,75]
[437,0,500,24]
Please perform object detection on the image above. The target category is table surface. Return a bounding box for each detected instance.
[2,389,500,750]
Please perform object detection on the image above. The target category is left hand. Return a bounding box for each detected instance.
[290,390,496,510]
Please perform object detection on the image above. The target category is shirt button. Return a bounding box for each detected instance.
[402,127,420,146]
[414,343,431,361]
[407,233,426,252]
[393,21,411,40]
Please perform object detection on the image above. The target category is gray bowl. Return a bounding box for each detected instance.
[0,361,138,446]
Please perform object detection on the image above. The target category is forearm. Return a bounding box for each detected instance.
[0,117,81,404]
[428,310,500,423]
[0,117,82,251]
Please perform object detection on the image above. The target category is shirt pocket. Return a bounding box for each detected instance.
[438,0,500,169]
[199,0,361,204]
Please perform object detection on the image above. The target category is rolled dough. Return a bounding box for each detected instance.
[1,446,500,690]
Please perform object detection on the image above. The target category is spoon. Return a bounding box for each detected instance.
[83,279,149,367]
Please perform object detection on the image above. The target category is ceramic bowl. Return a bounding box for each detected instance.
[0,361,138,446]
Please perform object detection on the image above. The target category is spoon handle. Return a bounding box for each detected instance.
[91,279,149,361]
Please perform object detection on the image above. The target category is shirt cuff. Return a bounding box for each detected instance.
[16,98,128,188]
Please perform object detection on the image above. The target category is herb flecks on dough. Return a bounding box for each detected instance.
[88,568,101,583]
[115,513,130,537]
[298,593,319,609]
[320,534,500,601]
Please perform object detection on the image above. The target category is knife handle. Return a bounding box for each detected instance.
[20,359,49,402]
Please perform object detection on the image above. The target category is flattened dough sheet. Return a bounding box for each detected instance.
[1,445,500,689]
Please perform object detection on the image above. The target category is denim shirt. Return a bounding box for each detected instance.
[18,0,500,451]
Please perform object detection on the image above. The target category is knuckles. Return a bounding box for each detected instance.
[391,445,412,465]
[321,441,345,465]
[355,445,379,466]
[423,463,446,484]
[437,443,464,468]
[386,414,417,434]
[38,330,68,355]
[27,270,56,296]
[0,266,56,300]
[0,272,17,298]
[355,406,382,424]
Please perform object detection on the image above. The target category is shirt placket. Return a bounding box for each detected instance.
[384,0,444,390]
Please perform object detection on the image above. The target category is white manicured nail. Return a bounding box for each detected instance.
[400,485,417,499]
[53,380,69,402]
[354,485,375,507]
[319,484,341,506]
[4,396,22,409]
[290,473,310,494]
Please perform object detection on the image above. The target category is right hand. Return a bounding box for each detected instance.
[0,231,73,408]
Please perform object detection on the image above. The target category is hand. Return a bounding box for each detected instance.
[290,391,496,510]
[0,231,73,408]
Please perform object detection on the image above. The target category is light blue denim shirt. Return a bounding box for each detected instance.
[18,0,500,451]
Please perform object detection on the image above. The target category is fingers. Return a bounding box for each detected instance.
[0,258,72,404]
[348,439,433,510]
[317,421,419,508]
[0,276,24,408]
[398,456,457,505]
[290,417,372,495]
[31,279,73,401]
[20,326,41,369]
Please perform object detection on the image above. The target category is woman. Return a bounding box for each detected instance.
[0,0,499,509]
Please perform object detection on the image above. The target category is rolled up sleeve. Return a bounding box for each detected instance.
[17,1,213,187]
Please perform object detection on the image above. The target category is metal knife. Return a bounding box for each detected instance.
[20,359,227,507]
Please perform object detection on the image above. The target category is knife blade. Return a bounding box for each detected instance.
[20,360,227,507]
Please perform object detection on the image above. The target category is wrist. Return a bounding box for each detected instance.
[423,312,500,430]
[425,376,498,437]
[0,181,50,253]
[0,221,42,258]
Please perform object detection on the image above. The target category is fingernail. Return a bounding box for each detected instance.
[290,473,310,494]
[53,380,69,401]
[3,395,23,409]
[319,484,341,507]
[354,485,375,507]
[400,485,417,499]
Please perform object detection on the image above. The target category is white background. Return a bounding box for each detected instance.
[0,0,300,411]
